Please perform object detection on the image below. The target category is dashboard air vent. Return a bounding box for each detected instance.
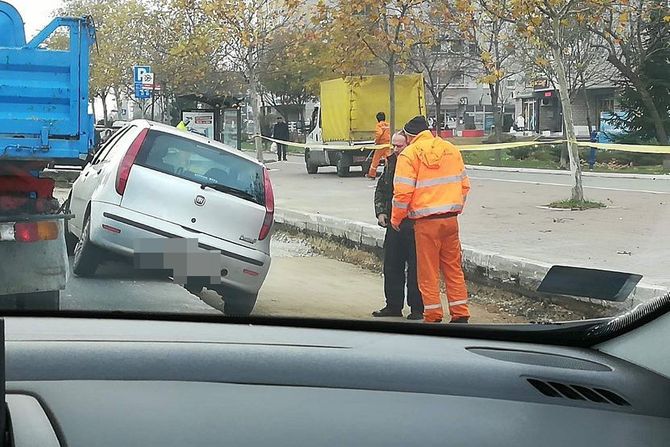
[527,378,630,406]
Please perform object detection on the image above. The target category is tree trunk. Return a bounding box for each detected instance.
[580,81,593,133]
[249,68,264,162]
[91,99,97,125]
[101,93,109,127]
[638,87,669,145]
[607,54,669,145]
[389,61,396,134]
[552,45,584,202]
[489,84,503,143]
[113,86,123,122]
[435,91,443,135]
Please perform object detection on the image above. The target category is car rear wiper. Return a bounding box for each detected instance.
[200,183,257,202]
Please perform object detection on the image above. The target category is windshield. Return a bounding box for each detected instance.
[0,0,668,334]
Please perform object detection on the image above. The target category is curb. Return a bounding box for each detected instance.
[275,209,668,307]
[465,165,670,180]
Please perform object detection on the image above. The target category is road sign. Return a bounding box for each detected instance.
[133,65,151,83]
[134,82,151,99]
[133,65,152,99]
[141,72,155,89]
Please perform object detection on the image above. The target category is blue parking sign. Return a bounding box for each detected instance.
[133,66,152,99]
[134,82,151,99]
[133,65,151,83]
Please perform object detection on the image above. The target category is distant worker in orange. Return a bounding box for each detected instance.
[391,116,471,324]
[367,112,391,179]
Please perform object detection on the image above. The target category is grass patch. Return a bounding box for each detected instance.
[548,199,606,210]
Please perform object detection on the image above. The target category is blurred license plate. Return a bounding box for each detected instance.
[353,156,368,163]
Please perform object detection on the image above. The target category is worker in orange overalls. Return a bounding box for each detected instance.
[367,112,391,179]
[390,116,471,323]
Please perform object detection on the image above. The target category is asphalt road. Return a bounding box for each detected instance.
[59,234,521,324]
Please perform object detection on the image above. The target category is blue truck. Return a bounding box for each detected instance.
[0,2,95,306]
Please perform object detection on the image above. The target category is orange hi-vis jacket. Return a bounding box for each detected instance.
[375,121,391,145]
[391,130,470,228]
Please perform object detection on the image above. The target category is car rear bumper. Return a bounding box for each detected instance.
[88,201,271,294]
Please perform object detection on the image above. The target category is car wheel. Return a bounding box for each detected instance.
[72,214,102,277]
[361,160,372,177]
[306,160,319,174]
[63,194,78,256]
[336,157,350,177]
[222,288,258,316]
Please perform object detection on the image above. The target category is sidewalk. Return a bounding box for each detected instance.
[268,156,670,298]
[467,165,670,180]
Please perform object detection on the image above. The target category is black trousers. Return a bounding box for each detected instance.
[277,144,287,160]
[383,220,423,312]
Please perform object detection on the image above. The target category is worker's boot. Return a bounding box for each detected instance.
[372,307,402,318]
[450,317,469,324]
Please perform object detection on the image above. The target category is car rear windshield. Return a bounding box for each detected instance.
[136,130,265,205]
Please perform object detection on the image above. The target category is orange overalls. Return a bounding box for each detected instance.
[390,130,471,322]
[368,121,391,178]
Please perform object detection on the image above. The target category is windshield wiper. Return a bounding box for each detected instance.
[200,183,257,202]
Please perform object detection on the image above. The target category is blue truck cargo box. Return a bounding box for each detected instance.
[0,2,96,161]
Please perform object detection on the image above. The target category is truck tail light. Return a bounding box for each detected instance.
[258,167,274,241]
[116,128,149,196]
[13,221,59,242]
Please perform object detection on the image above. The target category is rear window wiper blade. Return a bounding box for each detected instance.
[200,183,257,202]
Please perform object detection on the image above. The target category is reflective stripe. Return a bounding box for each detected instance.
[415,173,466,189]
[409,204,463,218]
[392,199,409,209]
[394,176,417,186]
[424,303,442,310]
[449,299,468,306]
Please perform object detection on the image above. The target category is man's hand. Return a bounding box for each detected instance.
[377,213,388,228]
[391,222,400,232]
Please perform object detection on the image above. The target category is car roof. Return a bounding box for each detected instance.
[128,119,263,167]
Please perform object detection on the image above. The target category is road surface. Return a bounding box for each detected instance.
[60,234,519,323]
[268,154,670,288]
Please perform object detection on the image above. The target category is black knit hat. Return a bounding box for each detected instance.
[403,116,429,136]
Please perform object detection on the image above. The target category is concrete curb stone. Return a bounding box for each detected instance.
[275,208,668,306]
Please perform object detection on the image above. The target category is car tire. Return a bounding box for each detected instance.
[306,161,319,174]
[336,157,350,177]
[361,160,372,177]
[222,288,258,316]
[63,194,78,256]
[72,214,102,277]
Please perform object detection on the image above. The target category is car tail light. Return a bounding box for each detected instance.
[258,167,274,241]
[13,221,59,242]
[116,128,149,196]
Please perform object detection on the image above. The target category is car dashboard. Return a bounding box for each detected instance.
[3,316,670,447]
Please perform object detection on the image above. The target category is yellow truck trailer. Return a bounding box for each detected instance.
[305,74,426,177]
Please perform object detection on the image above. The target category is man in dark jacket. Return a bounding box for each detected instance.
[372,132,424,320]
[272,116,290,161]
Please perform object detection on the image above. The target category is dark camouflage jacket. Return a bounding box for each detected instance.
[374,153,397,217]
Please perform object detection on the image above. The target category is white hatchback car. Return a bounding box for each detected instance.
[67,120,274,315]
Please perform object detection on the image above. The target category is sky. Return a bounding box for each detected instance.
[4,0,64,39]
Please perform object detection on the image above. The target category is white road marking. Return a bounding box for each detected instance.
[469,176,670,195]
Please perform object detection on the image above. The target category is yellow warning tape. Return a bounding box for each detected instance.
[459,140,558,152]
[253,135,387,151]
[575,141,670,154]
[254,135,670,154]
